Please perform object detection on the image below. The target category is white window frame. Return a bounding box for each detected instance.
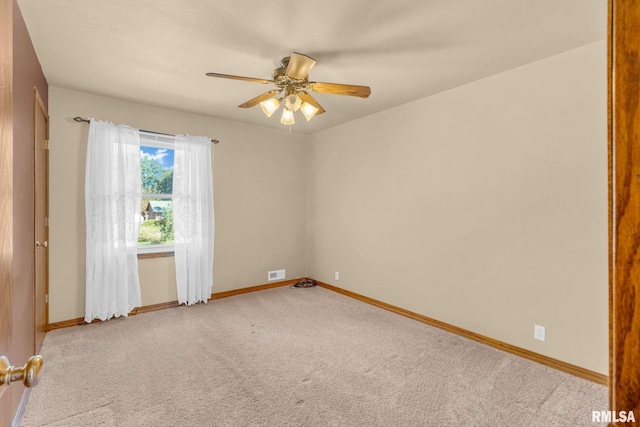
[138,133,175,255]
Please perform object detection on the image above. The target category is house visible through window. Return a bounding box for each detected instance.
[139,136,175,253]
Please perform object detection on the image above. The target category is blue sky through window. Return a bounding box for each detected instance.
[141,145,174,168]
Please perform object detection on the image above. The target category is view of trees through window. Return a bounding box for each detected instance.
[139,144,174,247]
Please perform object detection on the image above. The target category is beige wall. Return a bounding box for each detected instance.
[49,41,607,375]
[307,41,608,374]
[49,87,307,322]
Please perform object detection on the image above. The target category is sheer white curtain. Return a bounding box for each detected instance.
[173,135,214,305]
[85,120,142,322]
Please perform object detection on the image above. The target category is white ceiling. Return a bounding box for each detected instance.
[17,0,607,134]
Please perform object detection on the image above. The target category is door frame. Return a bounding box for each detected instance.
[609,0,640,423]
[33,88,49,354]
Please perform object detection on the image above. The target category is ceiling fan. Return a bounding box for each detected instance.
[206,52,371,125]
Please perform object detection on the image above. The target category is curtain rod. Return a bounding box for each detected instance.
[73,117,220,144]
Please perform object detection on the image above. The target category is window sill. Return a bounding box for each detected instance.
[138,251,174,260]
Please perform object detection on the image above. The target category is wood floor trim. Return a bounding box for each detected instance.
[209,279,299,300]
[316,281,609,386]
[47,279,299,331]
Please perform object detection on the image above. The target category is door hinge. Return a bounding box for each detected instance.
[44,139,50,150]
[45,294,48,304]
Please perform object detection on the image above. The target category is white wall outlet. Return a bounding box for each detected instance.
[534,325,546,342]
[267,269,285,282]
[335,271,340,281]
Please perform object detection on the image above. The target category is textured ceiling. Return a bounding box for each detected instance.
[17,0,607,134]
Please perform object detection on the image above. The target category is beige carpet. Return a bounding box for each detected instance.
[21,286,607,426]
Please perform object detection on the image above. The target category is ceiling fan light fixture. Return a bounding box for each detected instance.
[285,94,302,112]
[260,98,280,117]
[281,108,295,125]
[300,102,319,121]
[206,52,370,127]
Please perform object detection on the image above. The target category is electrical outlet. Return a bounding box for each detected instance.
[534,325,546,342]
[335,271,340,281]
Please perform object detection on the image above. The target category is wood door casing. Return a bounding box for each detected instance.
[609,0,640,425]
[34,89,48,353]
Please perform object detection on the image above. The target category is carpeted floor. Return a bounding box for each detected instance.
[21,286,607,426]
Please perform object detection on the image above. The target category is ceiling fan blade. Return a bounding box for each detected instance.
[238,90,281,108]
[298,91,326,115]
[206,72,273,85]
[308,81,371,98]
[286,52,317,80]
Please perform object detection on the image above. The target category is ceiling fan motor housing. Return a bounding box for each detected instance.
[273,57,308,91]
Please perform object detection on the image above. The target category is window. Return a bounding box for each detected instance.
[138,135,175,254]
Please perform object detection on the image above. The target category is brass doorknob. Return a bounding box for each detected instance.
[0,355,44,389]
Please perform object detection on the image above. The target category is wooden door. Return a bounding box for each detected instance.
[34,89,49,353]
[0,106,13,423]
[0,0,13,423]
